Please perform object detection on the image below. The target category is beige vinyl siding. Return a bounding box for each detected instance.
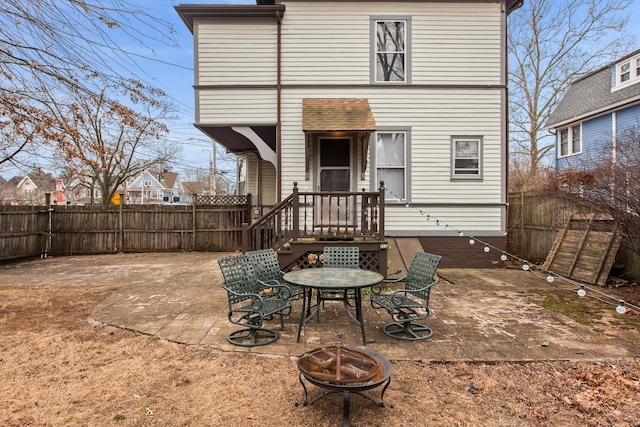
[197,89,277,124]
[280,88,503,201]
[279,86,504,233]
[281,1,502,85]
[195,18,277,86]
[259,159,277,206]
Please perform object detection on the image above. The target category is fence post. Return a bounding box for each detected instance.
[118,192,124,253]
[245,193,252,223]
[44,192,52,258]
[242,223,249,253]
[192,194,197,251]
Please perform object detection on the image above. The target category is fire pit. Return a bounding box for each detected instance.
[296,345,393,427]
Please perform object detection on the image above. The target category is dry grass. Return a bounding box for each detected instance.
[1,283,640,427]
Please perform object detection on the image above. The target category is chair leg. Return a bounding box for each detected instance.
[382,321,433,341]
[227,327,279,347]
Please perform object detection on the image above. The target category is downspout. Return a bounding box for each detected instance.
[276,10,282,202]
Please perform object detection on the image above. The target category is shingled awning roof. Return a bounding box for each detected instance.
[302,98,376,132]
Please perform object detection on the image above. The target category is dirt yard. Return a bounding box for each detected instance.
[1,281,640,426]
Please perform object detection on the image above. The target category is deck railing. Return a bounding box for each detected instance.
[242,182,385,252]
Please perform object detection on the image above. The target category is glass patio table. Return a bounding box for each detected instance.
[283,267,384,345]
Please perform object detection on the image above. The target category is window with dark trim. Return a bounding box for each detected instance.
[451,136,482,179]
[371,17,410,84]
[376,131,407,199]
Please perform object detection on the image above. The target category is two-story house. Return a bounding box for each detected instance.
[546,49,640,172]
[176,0,522,266]
[2,168,58,205]
[126,169,188,204]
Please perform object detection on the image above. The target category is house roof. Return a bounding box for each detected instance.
[546,49,640,128]
[302,98,376,132]
[175,4,285,33]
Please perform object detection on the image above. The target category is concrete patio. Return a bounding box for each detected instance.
[2,252,639,362]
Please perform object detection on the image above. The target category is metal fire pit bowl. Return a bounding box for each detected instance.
[296,345,393,427]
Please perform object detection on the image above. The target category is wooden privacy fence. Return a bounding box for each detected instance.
[0,195,251,261]
[508,191,639,282]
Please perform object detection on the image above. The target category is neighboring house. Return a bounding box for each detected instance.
[126,169,188,205]
[176,1,521,259]
[1,168,58,205]
[546,49,640,172]
[65,176,104,205]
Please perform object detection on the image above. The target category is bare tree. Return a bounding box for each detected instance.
[45,83,180,205]
[553,127,640,254]
[0,0,177,169]
[508,0,634,189]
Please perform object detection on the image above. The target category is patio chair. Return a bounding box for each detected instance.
[246,248,304,301]
[318,246,360,305]
[218,253,292,347]
[370,252,442,340]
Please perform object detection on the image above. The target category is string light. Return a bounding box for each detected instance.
[617,301,627,314]
[381,186,640,315]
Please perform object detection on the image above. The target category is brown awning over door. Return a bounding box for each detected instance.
[302,98,376,132]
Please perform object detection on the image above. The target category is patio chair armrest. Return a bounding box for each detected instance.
[257,279,292,300]
[222,284,266,310]
[372,274,407,295]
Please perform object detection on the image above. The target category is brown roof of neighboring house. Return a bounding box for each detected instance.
[302,98,376,132]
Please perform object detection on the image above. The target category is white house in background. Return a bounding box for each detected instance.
[176,0,522,264]
[2,168,58,205]
[126,169,188,205]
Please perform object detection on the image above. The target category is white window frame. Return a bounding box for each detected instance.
[374,130,409,201]
[371,17,411,84]
[558,124,582,158]
[614,52,640,89]
[451,136,483,180]
[143,179,152,187]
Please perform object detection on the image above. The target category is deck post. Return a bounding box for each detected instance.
[378,181,385,239]
[292,182,299,241]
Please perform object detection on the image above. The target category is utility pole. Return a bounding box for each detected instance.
[212,141,218,195]
[202,148,213,194]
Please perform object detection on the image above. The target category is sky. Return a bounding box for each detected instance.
[2,0,639,180]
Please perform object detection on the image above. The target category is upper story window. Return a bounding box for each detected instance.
[372,18,410,84]
[559,124,581,157]
[615,53,640,89]
[451,136,483,180]
[376,131,407,200]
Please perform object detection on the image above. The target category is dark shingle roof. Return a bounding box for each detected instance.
[546,49,640,128]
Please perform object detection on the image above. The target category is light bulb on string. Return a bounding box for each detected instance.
[522,261,530,271]
[458,231,464,237]
[616,301,627,314]
[546,272,555,283]
[500,252,508,261]
[577,285,586,297]
[483,244,490,253]
[469,238,475,245]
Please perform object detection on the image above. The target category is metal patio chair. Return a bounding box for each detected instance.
[246,248,305,302]
[218,253,292,347]
[318,246,360,305]
[370,252,442,340]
